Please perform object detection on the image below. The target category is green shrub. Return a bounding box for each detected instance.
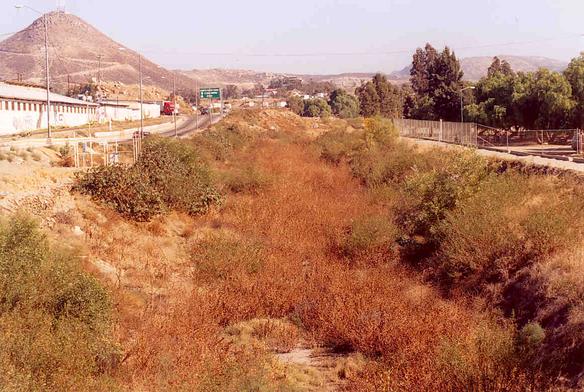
[74,164,164,222]
[75,137,222,221]
[223,165,272,194]
[363,117,398,146]
[193,122,259,161]
[0,215,117,390]
[435,175,579,290]
[315,130,363,165]
[395,150,491,259]
[334,215,397,265]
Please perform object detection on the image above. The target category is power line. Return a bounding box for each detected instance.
[139,34,582,58]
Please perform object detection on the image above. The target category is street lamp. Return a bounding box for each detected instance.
[15,5,51,138]
[460,86,475,123]
[119,47,144,137]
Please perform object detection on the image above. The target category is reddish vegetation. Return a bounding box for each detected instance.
[110,115,543,390]
[9,110,580,390]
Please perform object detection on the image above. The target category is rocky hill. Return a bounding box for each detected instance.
[0,11,198,94]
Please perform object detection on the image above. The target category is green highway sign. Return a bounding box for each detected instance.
[200,88,221,99]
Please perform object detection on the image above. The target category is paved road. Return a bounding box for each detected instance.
[0,114,222,149]
[158,113,222,138]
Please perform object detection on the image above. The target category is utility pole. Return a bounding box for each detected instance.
[97,54,102,86]
[43,12,51,138]
[139,54,144,138]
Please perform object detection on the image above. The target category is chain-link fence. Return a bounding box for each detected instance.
[394,119,581,155]
[393,119,478,146]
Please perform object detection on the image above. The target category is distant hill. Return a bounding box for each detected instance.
[178,69,280,90]
[389,55,569,81]
[178,69,377,91]
[0,11,198,95]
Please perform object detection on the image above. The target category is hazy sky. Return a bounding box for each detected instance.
[1,0,583,74]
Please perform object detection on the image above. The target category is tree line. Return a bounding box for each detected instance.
[287,43,584,130]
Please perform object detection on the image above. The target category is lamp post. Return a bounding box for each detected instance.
[460,86,475,123]
[15,5,51,138]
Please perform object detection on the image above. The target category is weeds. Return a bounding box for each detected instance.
[0,215,117,390]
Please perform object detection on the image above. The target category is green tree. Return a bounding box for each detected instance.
[513,69,574,129]
[565,53,584,128]
[430,47,464,121]
[287,95,304,116]
[303,98,332,117]
[410,43,438,96]
[487,56,514,78]
[408,44,463,121]
[373,74,404,118]
[466,58,518,128]
[356,74,403,118]
[356,81,380,116]
[329,89,359,118]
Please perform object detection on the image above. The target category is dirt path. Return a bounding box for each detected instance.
[276,347,352,391]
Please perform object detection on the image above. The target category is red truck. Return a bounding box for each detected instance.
[160,101,178,116]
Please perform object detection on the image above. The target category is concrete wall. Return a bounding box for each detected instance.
[0,100,161,136]
[0,100,97,136]
[96,103,161,123]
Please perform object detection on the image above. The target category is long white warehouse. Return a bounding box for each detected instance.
[0,82,98,136]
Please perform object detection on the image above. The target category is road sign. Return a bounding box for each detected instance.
[200,88,221,99]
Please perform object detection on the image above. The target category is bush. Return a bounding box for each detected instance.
[75,137,222,221]
[287,95,304,116]
[333,215,398,265]
[223,165,272,194]
[59,144,75,167]
[395,150,491,260]
[303,98,332,118]
[435,175,579,291]
[193,122,259,161]
[0,215,117,390]
[315,130,363,165]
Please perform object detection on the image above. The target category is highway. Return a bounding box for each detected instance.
[158,113,223,138]
[0,113,223,149]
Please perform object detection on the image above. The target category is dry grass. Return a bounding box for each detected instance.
[10,109,575,390]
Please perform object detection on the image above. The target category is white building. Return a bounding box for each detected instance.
[0,82,98,136]
[98,100,161,122]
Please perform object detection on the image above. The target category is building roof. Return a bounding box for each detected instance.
[0,82,98,106]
